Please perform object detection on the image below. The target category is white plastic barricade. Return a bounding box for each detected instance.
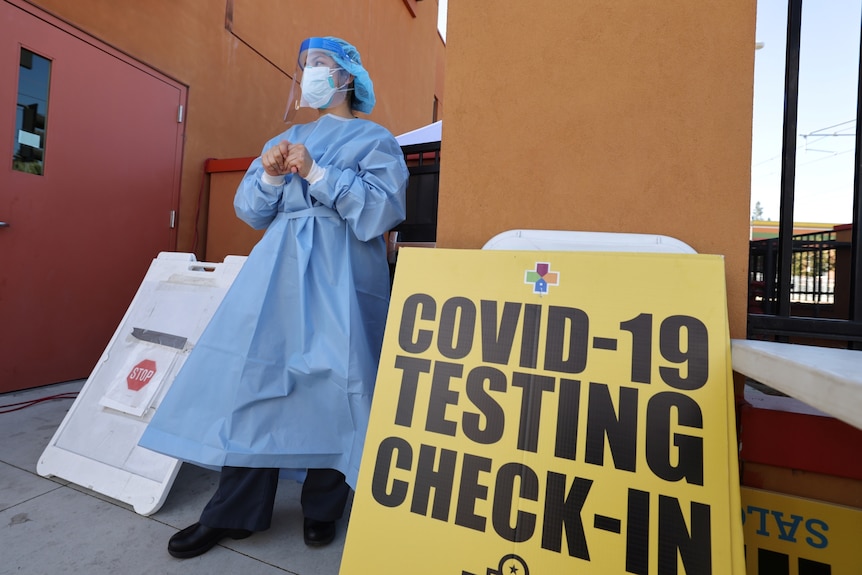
[37,252,245,515]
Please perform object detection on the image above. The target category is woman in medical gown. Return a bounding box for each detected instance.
[139,36,408,558]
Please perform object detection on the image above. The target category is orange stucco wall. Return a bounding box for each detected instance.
[438,0,757,340]
[27,0,440,256]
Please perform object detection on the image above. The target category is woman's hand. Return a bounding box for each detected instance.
[262,141,291,176]
[262,141,314,179]
[285,143,313,178]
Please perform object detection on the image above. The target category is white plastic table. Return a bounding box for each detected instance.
[731,339,862,431]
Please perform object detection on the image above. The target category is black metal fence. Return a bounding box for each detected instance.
[748,0,862,348]
[748,226,862,345]
[749,231,845,313]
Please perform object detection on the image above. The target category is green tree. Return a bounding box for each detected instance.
[751,201,764,221]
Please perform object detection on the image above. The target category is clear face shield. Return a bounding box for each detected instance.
[284,37,354,124]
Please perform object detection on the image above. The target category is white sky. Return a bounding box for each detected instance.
[751,0,862,224]
[437,0,447,42]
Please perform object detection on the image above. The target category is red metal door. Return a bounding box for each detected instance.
[0,1,186,392]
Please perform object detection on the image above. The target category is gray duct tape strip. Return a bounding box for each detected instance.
[131,328,188,350]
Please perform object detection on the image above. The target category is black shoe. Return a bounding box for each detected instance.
[303,518,336,547]
[168,522,252,559]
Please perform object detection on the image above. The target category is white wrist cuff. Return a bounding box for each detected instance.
[305,160,325,184]
[261,172,285,186]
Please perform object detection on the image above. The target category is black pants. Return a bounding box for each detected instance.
[199,467,351,532]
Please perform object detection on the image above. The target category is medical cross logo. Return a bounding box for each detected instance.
[524,262,560,294]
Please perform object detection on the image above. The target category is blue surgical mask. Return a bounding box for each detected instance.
[301,67,338,109]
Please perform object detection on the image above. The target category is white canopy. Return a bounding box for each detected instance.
[395,120,442,146]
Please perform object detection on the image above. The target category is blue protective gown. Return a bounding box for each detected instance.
[139,114,408,488]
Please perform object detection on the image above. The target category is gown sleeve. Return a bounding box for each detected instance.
[233,145,293,230]
[307,132,408,242]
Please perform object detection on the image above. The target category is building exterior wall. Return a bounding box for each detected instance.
[437,0,756,340]
[26,0,440,256]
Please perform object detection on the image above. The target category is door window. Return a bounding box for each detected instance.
[13,48,51,175]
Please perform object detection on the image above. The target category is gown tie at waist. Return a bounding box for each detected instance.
[280,206,339,220]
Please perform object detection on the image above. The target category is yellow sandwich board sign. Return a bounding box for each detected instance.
[341,248,745,574]
[742,487,862,574]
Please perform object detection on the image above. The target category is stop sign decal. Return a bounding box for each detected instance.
[127,359,157,391]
